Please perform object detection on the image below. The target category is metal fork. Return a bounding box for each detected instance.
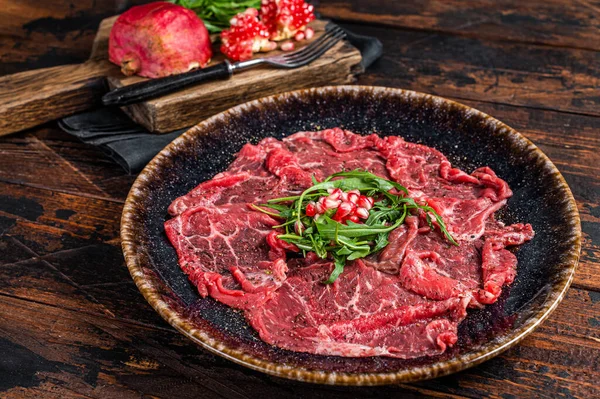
[102,26,347,107]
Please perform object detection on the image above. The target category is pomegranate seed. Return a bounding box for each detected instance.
[348,215,360,223]
[294,220,304,234]
[324,198,341,209]
[262,41,278,51]
[357,195,373,210]
[315,200,325,214]
[347,192,359,204]
[335,201,355,218]
[305,27,314,40]
[340,191,348,201]
[294,31,305,41]
[355,207,370,219]
[280,41,295,51]
[327,188,342,200]
[348,189,360,195]
[305,202,316,217]
[357,195,368,208]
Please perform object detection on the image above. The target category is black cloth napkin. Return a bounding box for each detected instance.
[59,109,186,174]
[58,23,382,174]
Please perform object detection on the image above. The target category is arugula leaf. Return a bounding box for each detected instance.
[325,170,409,194]
[250,204,283,218]
[253,169,457,284]
[421,205,458,245]
[267,192,323,203]
[259,203,290,212]
[314,216,403,240]
[171,0,262,33]
[372,232,390,253]
[323,254,346,284]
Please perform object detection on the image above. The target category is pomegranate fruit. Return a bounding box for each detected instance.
[260,0,316,41]
[108,2,212,78]
[220,8,276,61]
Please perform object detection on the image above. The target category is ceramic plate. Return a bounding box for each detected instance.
[121,86,581,385]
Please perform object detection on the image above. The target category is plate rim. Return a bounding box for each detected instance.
[121,85,581,385]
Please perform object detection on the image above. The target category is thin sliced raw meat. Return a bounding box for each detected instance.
[165,204,288,309]
[399,251,468,301]
[285,130,389,179]
[378,136,446,191]
[472,167,513,202]
[165,128,534,359]
[425,197,507,241]
[167,172,282,216]
[265,147,314,188]
[322,127,380,153]
[363,216,420,274]
[407,225,482,287]
[227,138,284,174]
[439,160,480,185]
[485,222,535,246]
[476,223,534,304]
[245,261,469,358]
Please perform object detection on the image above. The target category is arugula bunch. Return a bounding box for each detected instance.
[171,0,262,33]
[254,170,457,284]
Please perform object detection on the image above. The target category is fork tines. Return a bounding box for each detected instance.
[282,26,347,67]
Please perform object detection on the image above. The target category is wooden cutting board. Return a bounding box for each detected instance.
[0,16,363,136]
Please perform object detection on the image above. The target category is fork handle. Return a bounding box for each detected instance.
[102,62,233,107]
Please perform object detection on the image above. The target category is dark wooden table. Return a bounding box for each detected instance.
[1,1,599,398]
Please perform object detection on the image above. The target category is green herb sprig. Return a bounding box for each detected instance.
[171,0,262,33]
[254,170,457,284]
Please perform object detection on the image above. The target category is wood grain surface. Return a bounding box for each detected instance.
[1,0,599,398]
[0,13,362,136]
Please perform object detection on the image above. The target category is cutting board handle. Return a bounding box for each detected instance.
[0,60,114,136]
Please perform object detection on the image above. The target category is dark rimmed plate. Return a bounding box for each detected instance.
[121,86,581,385]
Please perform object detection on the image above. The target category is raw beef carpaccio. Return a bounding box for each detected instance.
[164,128,534,359]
